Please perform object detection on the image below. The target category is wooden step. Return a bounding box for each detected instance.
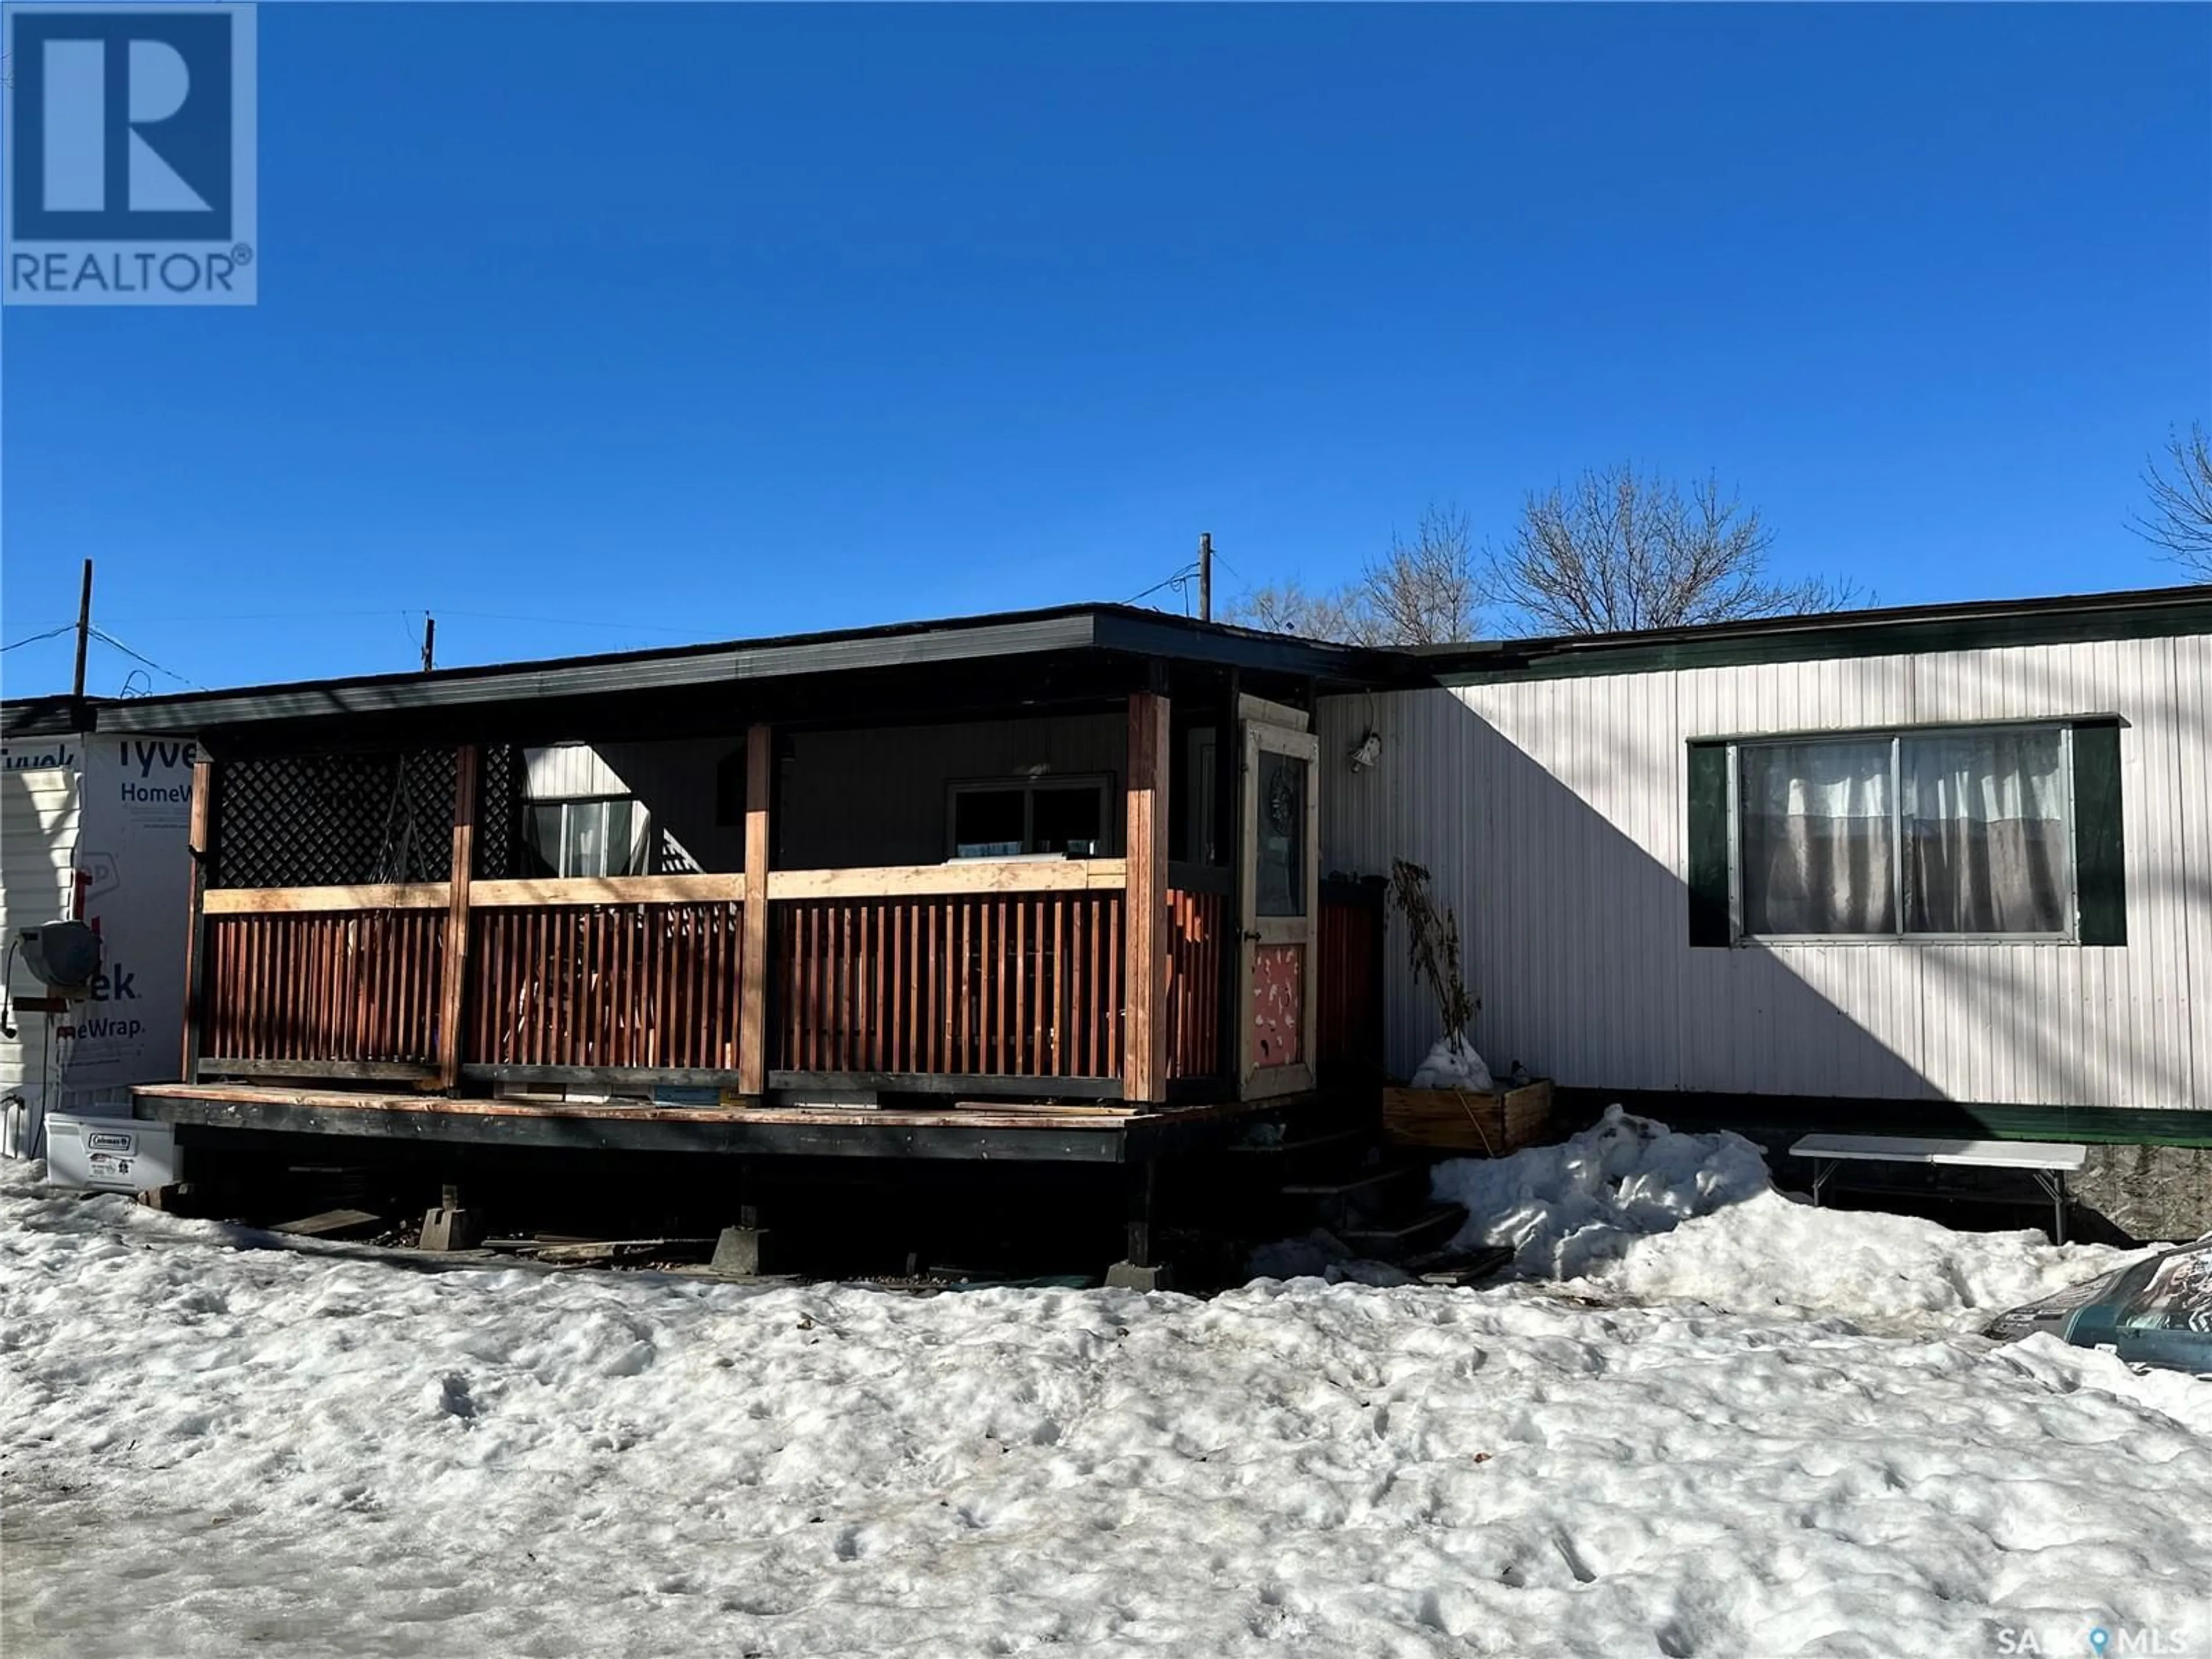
[1402,1243,1516,1287]
[270,1207,385,1241]
[1279,1164,1426,1229]
[1279,1167,1413,1200]
[1339,1202,1467,1262]
[1226,1127,1370,1174]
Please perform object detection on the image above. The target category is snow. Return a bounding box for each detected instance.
[1407,1035,1494,1092]
[6,1150,2211,1658]
[1244,1230,1415,1288]
[1432,1105,1774,1279]
[1433,1105,2150,1330]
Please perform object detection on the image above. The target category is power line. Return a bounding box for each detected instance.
[97,605,713,638]
[1124,563,1202,610]
[87,628,199,689]
[96,607,410,624]
[1,623,75,653]
[429,608,713,637]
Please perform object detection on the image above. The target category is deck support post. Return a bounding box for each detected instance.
[1105,1154,1170,1290]
[1124,691,1171,1105]
[738,722,773,1101]
[435,746,479,1093]
[180,758,214,1083]
[1214,668,1241,1083]
[712,1225,770,1277]
[419,1181,483,1252]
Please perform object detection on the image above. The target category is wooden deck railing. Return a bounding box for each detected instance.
[1165,888,1226,1081]
[201,908,446,1076]
[190,859,1176,1092]
[466,899,745,1074]
[771,890,1125,1080]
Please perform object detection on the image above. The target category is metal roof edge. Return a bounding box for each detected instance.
[1416,584,2212,683]
[77,601,1433,740]
[1,694,99,740]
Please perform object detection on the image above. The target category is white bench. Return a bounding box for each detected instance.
[1789,1134,2088,1243]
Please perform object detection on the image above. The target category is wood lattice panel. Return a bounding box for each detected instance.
[215,749,457,888]
[471,743,528,880]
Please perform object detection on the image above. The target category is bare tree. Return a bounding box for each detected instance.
[2129,423,2212,580]
[1225,578,1363,644]
[1225,505,1483,646]
[1486,463,1859,635]
[1361,505,1482,645]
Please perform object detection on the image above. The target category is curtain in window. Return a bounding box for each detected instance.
[1740,740,1895,934]
[1901,729,2067,934]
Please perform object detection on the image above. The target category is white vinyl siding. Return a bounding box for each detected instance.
[1,760,82,1150]
[1319,635,2210,1111]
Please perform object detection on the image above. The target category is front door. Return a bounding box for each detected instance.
[1238,718,1319,1098]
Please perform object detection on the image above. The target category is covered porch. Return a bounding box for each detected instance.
[131,607,1397,1141]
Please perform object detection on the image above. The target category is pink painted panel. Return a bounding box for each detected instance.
[1251,942,1304,1069]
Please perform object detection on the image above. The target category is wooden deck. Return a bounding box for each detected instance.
[132,1082,1282,1164]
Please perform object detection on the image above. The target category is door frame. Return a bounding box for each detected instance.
[1237,718,1320,1099]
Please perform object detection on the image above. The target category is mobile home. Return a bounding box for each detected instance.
[1318,585,2212,1237]
[65,584,2212,1247]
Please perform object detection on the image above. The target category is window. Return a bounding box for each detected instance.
[1031,782,1106,855]
[951,787,1025,857]
[524,797,649,878]
[1718,723,2087,941]
[1738,738,1898,935]
[1183,725,1221,865]
[1253,750,1308,917]
[946,775,1111,859]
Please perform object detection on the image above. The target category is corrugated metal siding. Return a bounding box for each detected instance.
[2176,632,2210,1118]
[1319,634,2209,1110]
[524,743,633,798]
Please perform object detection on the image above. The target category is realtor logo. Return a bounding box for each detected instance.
[5,3,257,304]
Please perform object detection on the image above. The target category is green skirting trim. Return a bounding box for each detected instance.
[1554,1090,2212,1150]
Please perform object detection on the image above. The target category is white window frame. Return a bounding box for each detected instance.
[526,796,651,879]
[945,773,1115,859]
[1726,721,2078,945]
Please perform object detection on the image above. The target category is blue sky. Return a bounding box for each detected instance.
[4,3,2207,695]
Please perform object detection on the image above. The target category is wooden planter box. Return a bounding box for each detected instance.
[1381,1079,1554,1156]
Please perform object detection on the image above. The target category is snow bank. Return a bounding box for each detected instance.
[5,1158,2209,1658]
[1433,1103,1772,1278]
[1434,1104,2150,1330]
[1589,1186,2148,1328]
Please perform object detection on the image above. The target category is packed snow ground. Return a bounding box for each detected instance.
[5,1126,2210,1659]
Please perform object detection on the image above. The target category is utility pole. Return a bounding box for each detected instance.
[1198,532,1213,623]
[421,614,436,673]
[71,559,92,699]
